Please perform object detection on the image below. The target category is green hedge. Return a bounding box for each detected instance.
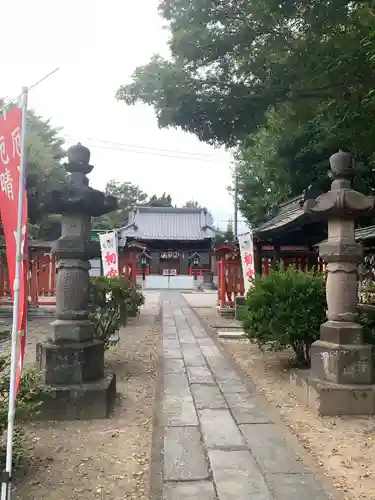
[242,266,375,367]
[242,267,326,366]
[89,276,144,348]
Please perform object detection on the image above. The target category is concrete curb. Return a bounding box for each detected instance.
[148,297,164,500]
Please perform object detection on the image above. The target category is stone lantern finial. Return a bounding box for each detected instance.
[330,150,353,179]
[67,142,90,164]
[66,143,93,175]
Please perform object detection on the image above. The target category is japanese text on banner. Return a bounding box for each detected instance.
[99,232,119,277]
[238,232,255,294]
[0,107,28,393]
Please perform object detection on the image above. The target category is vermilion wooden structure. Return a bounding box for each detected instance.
[0,250,137,306]
[215,243,323,309]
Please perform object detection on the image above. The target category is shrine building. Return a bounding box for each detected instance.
[117,206,216,286]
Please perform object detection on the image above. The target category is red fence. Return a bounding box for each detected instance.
[217,253,324,309]
[0,252,136,306]
[0,254,56,305]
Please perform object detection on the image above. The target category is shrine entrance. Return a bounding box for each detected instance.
[159,250,180,276]
[144,275,195,290]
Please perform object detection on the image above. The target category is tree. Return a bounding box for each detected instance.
[116,1,375,225]
[117,1,375,146]
[234,104,335,225]
[235,99,375,226]
[184,200,199,208]
[25,112,67,239]
[92,180,148,229]
[224,219,234,243]
[148,193,172,207]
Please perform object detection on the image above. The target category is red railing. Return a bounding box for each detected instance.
[135,266,150,276]
[0,252,137,307]
[217,259,245,309]
[217,253,325,309]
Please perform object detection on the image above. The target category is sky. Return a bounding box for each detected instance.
[1,0,248,231]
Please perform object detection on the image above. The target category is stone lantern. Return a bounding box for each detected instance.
[302,150,375,415]
[37,143,118,420]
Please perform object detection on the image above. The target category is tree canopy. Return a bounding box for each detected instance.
[148,193,173,207]
[118,1,375,225]
[183,200,199,208]
[92,180,148,230]
[118,1,375,146]
[25,112,67,238]
[224,218,234,243]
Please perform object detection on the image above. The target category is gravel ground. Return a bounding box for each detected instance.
[1,292,160,500]
[195,306,375,500]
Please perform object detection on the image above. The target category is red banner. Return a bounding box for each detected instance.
[0,106,28,394]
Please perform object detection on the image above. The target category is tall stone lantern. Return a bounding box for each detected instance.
[303,150,375,415]
[37,143,118,420]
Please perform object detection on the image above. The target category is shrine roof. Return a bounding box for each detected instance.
[318,225,375,246]
[254,196,308,237]
[117,206,216,244]
[355,225,375,242]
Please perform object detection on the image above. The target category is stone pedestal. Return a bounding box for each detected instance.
[202,271,214,290]
[37,143,117,420]
[217,306,235,318]
[234,296,246,321]
[311,340,372,385]
[290,370,375,416]
[293,150,375,415]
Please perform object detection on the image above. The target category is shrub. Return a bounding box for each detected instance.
[124,280,145,316]
[89,276,144,348]
[358,306,375,345]
[243,266,326,366]
[0,356,50,468]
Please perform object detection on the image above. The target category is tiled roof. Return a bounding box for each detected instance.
[318,225,375,246]
[355,225,375,241]
[91,229,107,242]
[254,197,306,236]
[117,206,216,244]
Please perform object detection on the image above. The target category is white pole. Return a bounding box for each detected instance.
[1,87,28,500]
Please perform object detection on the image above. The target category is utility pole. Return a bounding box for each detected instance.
[234,167,238,237]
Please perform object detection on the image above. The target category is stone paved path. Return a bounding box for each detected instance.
[158,292,333,500]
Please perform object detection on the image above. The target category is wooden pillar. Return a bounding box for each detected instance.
[227,258,233,305]
[50,255,57,296]
[30,257,39,305]
[0,259,5,299]
[307,247,318,271]
[217,259,222,306]
[254,242,262,277]
[219,258,226,308]
[273,243,281,268]
[131,251,137,286]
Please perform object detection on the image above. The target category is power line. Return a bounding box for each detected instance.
[0,68,60,114]
[28,67,60,93]
[63,137,229,164]
[63,134,221,160]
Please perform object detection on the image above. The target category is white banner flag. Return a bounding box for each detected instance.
[238,232,255,294]
[99,231,119,278]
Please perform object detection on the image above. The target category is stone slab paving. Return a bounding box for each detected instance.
[159,292,334,500]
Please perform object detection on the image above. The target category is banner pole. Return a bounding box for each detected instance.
[1,87,28,500]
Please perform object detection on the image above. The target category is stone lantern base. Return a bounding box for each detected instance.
[290,370,375,416]
[288,316,375,415]
[36,339,117,420]
[38,371,116,421]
